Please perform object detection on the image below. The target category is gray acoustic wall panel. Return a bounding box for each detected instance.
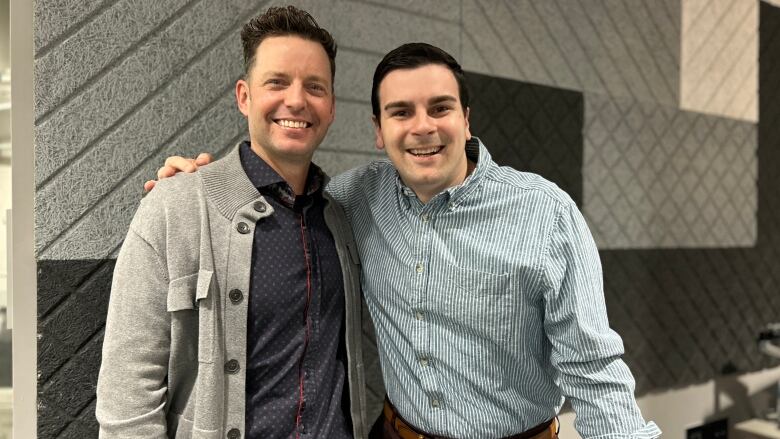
[681,0,759,122]
[465,71,584,206]
[584,93,758,249]
[37,260,112,437]
[461,0,680,106]
[599,0,780,394]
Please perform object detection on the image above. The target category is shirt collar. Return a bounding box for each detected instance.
[238,141,325,201]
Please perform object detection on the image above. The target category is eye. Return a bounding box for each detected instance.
[432,105,451,115]
[307,83,328,96]
[265,78,286,88]
[390,109,409,118]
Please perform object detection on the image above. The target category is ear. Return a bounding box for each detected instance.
[236,78,250,117]
[328,94,336,124]
[464,107,472,140]
[372,115,385,150]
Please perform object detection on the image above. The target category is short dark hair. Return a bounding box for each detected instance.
[371,42,469,122]
[241,6,337,82]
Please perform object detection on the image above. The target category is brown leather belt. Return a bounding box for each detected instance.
[383,398,559,439]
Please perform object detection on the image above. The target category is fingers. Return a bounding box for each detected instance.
[163,156,197,173]
[143,180,157,193]
[157,166,176,180]
[195,153,213,166]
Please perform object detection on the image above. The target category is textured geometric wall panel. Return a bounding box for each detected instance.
[34,0,268,258]
[680,0,759,122]
[584,93,757,249]
[37,260,113,438]
[461,0,680,106]
[599,1,780,394]
[465,71,584,206]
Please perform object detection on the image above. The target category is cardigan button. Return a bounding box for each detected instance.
[228,289,243,304]
[236,222,250,234]
[253,201,267,213]
[225,359,240,374]
[227,428,241,439]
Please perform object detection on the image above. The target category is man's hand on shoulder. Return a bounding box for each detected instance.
[143,153,213,192]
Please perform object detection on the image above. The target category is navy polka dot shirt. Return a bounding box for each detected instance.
[239,142,351,439]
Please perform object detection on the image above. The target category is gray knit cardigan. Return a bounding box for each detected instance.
[96,146,371,438]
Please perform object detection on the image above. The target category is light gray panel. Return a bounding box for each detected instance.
[463,0,680,105]
[34,0,191,120]
[584,92,757,249]
[460,0,522,78]
[314,149,384,178]
[34,0,268,188]
[41,91,246,260]
[680,0,758,122]
[355,0,461,22]
[322,100,376,153]
[33,0,111,53]
[334,49,382,103]
[36,30,245,255]
[302,0,461,59]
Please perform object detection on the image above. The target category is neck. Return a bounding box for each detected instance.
[250,143,311,195]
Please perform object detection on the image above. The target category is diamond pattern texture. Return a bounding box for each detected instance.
[465,71,583,205]
[680,0,759,122]
[584,93,757,248]
[462,0,680,106]
[600,2,780,394]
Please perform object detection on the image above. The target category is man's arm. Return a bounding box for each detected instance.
[143,153,212,191]
[96,197,171,438]
[541,198,661,438]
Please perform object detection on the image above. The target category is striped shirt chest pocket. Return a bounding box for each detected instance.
[440,263,514,345]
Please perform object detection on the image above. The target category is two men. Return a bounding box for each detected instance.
[98,7,371,438]
[109,5,661,439]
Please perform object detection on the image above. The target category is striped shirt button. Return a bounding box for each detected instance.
[421,213,430,222]
[431,399,440,408]
[419,357,429,367]
[415,311,424,321]
[415,263,424,273]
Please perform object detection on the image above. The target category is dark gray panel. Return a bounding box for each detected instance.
[465,71,584,206]
[37,260,113,385]
[38,333,104,438]
[57,400,98,439]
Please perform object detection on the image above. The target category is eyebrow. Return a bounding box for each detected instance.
[261,71,330,84]
[383,95,458,111]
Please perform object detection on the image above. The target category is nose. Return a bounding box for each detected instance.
[411,112,435,136]
[284,83,306,111]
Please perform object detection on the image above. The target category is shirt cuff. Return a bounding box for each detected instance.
[628,421,662,439]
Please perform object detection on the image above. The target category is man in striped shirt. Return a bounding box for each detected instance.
[153,42,660,439]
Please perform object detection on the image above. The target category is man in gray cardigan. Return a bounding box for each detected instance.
[96,6,373,438]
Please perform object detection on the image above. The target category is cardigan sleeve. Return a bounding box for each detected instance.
[96,198,171,438]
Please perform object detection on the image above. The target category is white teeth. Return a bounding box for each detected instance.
[277,119,309,128]
[409,146,442,156]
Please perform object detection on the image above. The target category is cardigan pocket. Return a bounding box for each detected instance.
[167,269,216,364]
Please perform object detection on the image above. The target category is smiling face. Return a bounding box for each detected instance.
[373,63,472,203]
[236,35,335,173]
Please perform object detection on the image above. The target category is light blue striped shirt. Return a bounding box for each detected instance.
[327,138,661,439]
